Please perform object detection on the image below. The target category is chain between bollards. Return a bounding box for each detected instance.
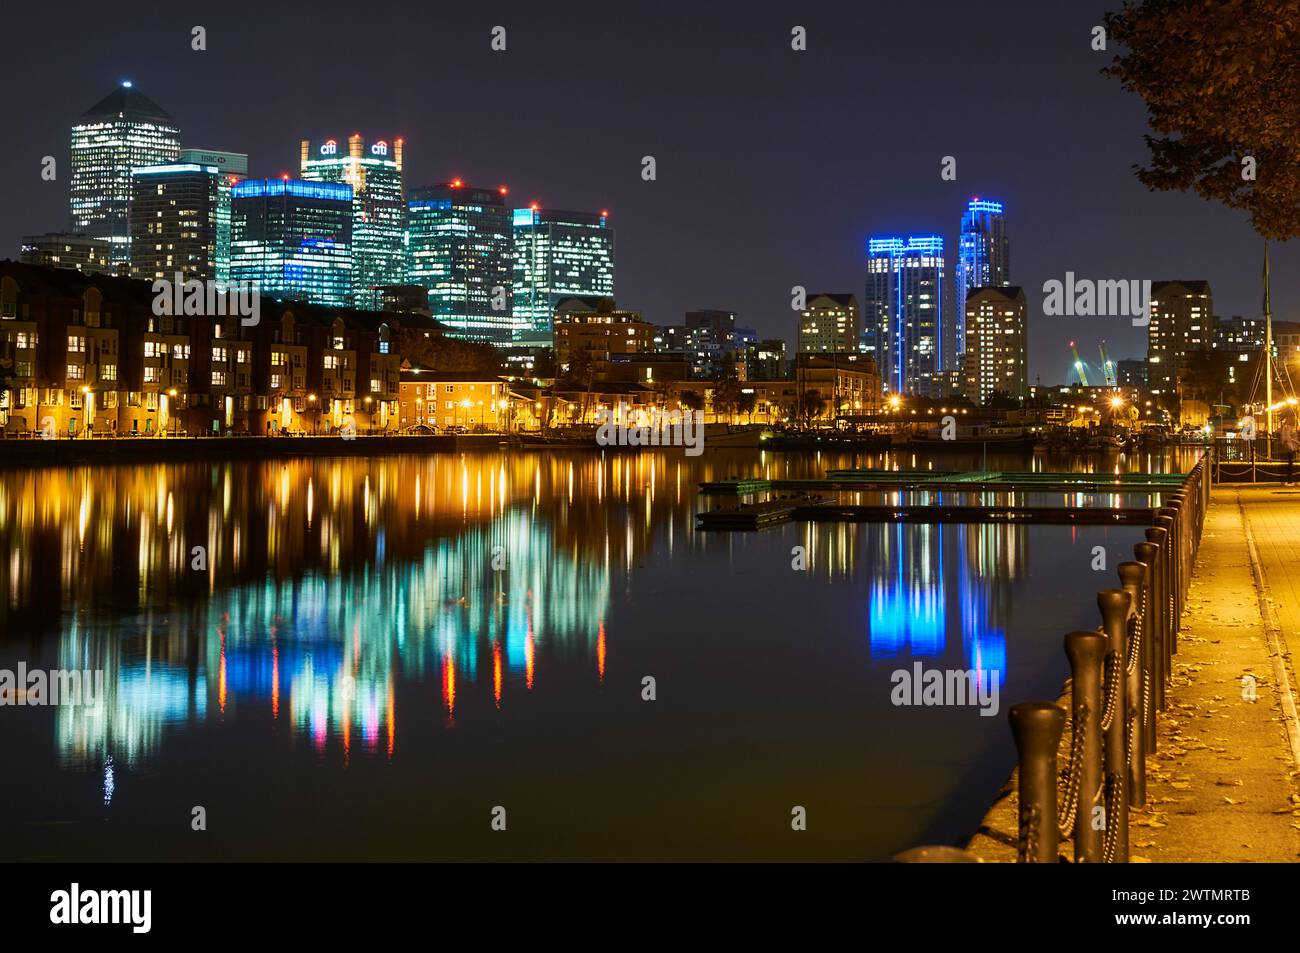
[907,459,1207,863]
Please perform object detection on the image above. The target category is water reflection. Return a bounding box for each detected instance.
[0,448,1194,859]
[864,523,1013,687]
[46,506,612,769]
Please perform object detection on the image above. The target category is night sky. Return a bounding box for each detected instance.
[1,0,1290,384]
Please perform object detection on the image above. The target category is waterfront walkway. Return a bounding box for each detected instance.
[969,485,1300,862]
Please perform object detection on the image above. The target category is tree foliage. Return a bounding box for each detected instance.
[679,389,705,412]
[712,377,744,418]
[799,389,826,422]
[398,329,502,376]
[1103,0,1300,239]
[1180,348,1258,408]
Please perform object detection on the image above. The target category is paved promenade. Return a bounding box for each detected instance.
[969,485,1300,862]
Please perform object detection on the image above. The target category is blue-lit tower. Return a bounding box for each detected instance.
[230,179,354,307]
[863,235,946,396]
[955,198,1010,364]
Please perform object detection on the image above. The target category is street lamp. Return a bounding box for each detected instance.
[168,388,178,436]
[80,386,90,438]
[307,393,317,435]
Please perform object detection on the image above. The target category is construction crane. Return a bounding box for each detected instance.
[1098,341,1117,387]
[1069,340,1090,387]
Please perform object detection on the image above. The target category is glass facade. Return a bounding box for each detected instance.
[180,150,249,283]
[955,199,1010,366]
[864,235,946,396]
[512,207,614,346]
[407,183,513,344]
[301,136,406,310]
[230,179,354,307]
[130,163,231,282]
[69,83,181,272]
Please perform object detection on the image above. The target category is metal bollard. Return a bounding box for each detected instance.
[1162,503,1185,638]
[1147,523,1172,695]
[893,845,982,863]
[1010,701,1066,863]
[1097,590,1131,862]
[1065,630,1107,863]
[1135,540,1163,738]
[1182,494,1192,606]
[1157,509,1180,651]
[1066,631,1107,863]
[1182,488,1194,594]
[1165,505,1182,651]
[1117,562,1148,807]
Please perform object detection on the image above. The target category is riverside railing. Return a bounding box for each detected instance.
[896,455,1210,863]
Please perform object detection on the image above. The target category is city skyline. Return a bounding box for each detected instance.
[4,0,1300,888]
[2,1,1293,386]
[26,76,1239,395]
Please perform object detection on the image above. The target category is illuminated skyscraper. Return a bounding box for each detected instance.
[230,179,353,307]
[181,149,248,283]
[955,198,1010,366]
[1147,280,1213,396]
[864,235,946,396]
[300,135,406,310]
[512,206,614,346]
[130,152,247,282]
[797,294,861,354]
[962,286,1027,404]
[69,82,181,272]
[407,182,513,344]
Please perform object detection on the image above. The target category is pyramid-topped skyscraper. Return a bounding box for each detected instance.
[70,81,181,271]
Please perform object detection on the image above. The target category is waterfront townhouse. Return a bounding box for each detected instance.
[352,316,403,432]
[250,308,309,434]
[0,264,144,436]
[0,261,437,437]
[795,354,882,420]
[398,367,509,431]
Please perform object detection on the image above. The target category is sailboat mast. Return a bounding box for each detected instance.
[1265,240,1273,445]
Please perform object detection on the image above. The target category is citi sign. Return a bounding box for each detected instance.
[318,138,390,157]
